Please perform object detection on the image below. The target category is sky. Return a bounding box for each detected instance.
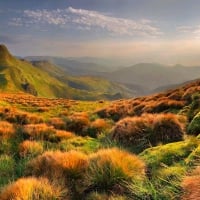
[1,0,200,65]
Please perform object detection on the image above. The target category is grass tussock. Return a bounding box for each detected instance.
[0,177,65,200]
[55,130,75,140]
[0,121,15,139]
[88,148,145,191]
[181,167,200,200]
[66,112,90,134]
[26,150,88,181]
[23,123,55,141]
[112,113,185,151]
[19,140,43,157]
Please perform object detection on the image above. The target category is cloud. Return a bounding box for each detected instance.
[10,7,162,37]
[177,25,200,39]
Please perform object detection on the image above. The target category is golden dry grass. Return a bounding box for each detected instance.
[26,150,89,181]
[55,130,74,140]
[0,121,15,139]
[0,177,65,200]
[19,140,43,157]
[181,167,200,200]
[23,123,55,140]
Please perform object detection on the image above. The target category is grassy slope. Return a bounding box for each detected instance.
[0,78,200,199]
[32,60,132,99]
[0,45,130,100]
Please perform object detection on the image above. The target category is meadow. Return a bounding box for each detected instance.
[0,80,199,200]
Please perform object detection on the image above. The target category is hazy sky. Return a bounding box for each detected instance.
[1,0,200,65]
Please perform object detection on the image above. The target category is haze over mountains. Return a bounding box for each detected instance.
[2,43,200,99]
[26,55,200,96]
[0,44,132,100]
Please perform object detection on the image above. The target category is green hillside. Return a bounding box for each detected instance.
[0,45,130,100]
[0,78,199,199]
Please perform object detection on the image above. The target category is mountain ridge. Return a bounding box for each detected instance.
[0,44,131,100]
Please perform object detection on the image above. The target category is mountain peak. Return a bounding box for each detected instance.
[0,44,15,65]
[0,44,10,54]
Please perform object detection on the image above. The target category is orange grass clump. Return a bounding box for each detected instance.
[49,117,66,130]
[181,167,200,200]
[66,112,90,134]
[112,113,185,149]
[0,177,64,200]
[23,123,55,140]
[88,148,145,191]
[55,130,74,140]
[26,150,88,181]
[0,121,15,139]
[19,140,43,157]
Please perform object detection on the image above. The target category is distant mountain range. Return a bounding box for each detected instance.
[25,56,121,76]
[26,56,200,96]
[0,44,133,100]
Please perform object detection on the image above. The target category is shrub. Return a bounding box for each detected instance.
[66,112,90,134]
[19,140,43,157]
[111,116,150,150]
[0,121,15,139]
[112,113,185,151]
[55,130,74,140]
[181,167,200,200]
[23,123,56,141]
[150,113,185,145]
[49,117,66,130]
[0,177,65,200]
[87,119,109,137]
[0,107,43,125]
[0,155,15,186]
[87,148,145,191]
[26,150,88,182]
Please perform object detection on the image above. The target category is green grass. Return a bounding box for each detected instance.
[0,45,128,100]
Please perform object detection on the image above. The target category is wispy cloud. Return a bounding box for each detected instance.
[178,25,200,39]
[10,7,162,37]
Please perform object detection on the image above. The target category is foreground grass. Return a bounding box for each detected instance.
[0,92,199,199]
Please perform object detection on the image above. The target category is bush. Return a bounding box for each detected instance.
[26,150,88,182]
[0,177,65,200]
[0,121,15,139]
[66,112,90,134]
[87,148,145,191]
[19,140,43,157]
[49,117,66,130]
[150,113,185,145]
[112,113,185,151]
[55,130,74,140]
[26,150,88,199]
[86,119,109,137]
[23,123,56,141]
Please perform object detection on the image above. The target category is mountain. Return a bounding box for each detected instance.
[31,60,135,98]
[0,44,131,100]
[28,59,200,96]
[26,56,119,76]
[100,63,200,95]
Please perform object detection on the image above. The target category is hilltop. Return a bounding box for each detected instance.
[0,44,131,100]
